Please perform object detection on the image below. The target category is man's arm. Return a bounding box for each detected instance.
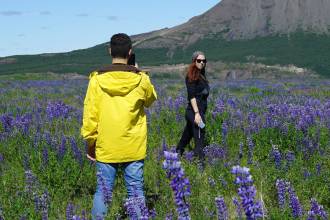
[81,72,100,160]
[143,74,157,108]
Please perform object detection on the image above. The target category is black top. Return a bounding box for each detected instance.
[185,76,210,113]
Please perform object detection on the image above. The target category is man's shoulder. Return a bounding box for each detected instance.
[96,64,142,74]
[89,71,98,79]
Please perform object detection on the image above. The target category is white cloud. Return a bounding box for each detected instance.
[0,11,23,16]
[76,13,89,17]
[40,11,51,15]
[107,16,118,21]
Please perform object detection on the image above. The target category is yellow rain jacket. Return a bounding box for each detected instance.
[81,64,157,163]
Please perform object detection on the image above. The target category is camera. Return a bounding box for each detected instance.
[128,53,136,66]
[198,120,205,129]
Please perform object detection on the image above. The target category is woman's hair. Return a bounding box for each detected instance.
[186,62,205,82]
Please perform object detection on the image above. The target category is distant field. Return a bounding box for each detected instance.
[0,32,329,77]
[0,76,329,219]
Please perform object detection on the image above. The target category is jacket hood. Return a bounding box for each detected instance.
[95,64,142,96]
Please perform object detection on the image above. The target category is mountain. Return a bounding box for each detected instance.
[1,0,330,76]
[133,0,330,48]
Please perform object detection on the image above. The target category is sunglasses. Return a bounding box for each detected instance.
[196,59,207,64]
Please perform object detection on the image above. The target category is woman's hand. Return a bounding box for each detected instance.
[194,112,202,125]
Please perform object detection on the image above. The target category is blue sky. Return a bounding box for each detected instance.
[0,0,220,57]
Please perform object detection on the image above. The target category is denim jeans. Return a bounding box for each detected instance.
[91,160,145,219]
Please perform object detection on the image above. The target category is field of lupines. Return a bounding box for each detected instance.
[0,75,329,219]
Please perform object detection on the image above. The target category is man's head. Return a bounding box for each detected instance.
[109,33,132,59]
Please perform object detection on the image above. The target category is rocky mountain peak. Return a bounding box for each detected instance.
[132,0,330,49]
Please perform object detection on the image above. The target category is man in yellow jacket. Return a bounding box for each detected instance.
[81,33,157,219]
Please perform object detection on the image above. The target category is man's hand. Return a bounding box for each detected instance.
[86,153,96,162]
[87,142,96,162]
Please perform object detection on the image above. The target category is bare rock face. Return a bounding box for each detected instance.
[224,69,253,80]
[0,58,16,64]
[133,0,330,48]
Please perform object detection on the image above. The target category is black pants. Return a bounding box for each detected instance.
[176,108,206,160]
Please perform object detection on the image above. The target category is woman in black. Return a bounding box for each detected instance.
[176,51,209,160]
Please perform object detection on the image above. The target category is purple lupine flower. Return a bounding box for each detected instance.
[212,99,225,118]
[0,114,14,132]
[124,196,149,220]
[203,144,226,165]
[227,98,237,109]
[149,208,157,219]
[303,168,312,180]
[66,203,75,220]
[219,176,228,188]
[96,172,112,205]
[42,147,49,168]
[39,191,49,220]
[208,177,216,187]
[157,137,168,162]
[70,137,83,166]
[316,164,322,176]
[25,169,39,194]
[33,133,41,148]
[44,132,52,146]
[197,161,205,172]
[204,207,216,218]
[166,97,174,110]
[285,151,295,170]
[13,113,32,135]
[270,145,281,169]
[232,197,243,219]
[287,182,303,218]
[67,205,88,220]
[57,136,67,160]
[81,210,87,220]
[46,101,73,119]
[215,197,228,220]
[221,121,228,145]
[165,213,174,220]
[231,165,263,219]
[163,151,191,219]
[247,137,254,165]
[175,96,185,122]
[162,137,168,152]
[0,153,4,163]
[307,198,328,220]
[275,179,286,209]
[183,151,194,162]
[247,112,259,134]
[34,190,49,220]
[23,154,30,170]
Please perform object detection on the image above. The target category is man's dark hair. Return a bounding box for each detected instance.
[110,33,132,58]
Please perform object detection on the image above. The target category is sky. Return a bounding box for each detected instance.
[0,0,220,57]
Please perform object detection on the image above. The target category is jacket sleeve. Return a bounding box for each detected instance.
[143,74,157,108]
[81,72,100,145]
[186,78,197,100]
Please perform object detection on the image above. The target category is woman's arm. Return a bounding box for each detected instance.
[186,78,202,125]
[190,98,202,125]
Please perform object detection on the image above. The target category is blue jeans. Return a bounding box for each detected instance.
[91,160,145,219]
